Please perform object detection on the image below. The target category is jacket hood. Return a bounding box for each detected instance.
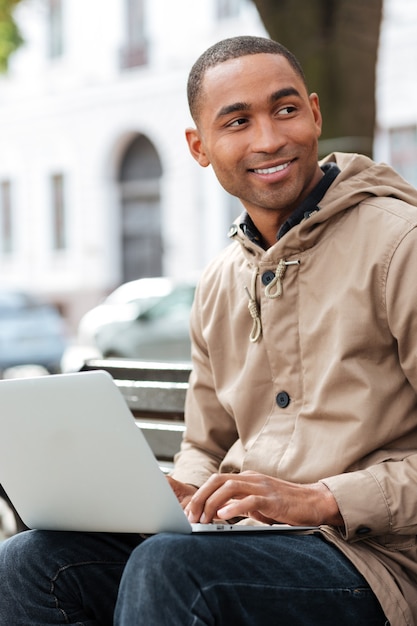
[319,152,417,214]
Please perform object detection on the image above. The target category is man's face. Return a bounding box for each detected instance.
[186,53,323,221]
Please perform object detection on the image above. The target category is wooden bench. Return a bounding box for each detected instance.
[80,358,190,473]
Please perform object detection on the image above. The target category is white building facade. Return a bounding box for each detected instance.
[0,0,415,330]
[0,0,266,328]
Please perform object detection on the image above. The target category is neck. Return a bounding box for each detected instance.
[247,209,290,248]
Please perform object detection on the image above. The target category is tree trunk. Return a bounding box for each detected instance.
[251,0,383,157]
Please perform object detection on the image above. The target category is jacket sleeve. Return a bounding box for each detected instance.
[171,281,239,487]
[323,224,417,541]
[321,456,417,541]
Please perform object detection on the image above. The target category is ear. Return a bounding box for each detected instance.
[309,93,322,139]
[185,127,210,167]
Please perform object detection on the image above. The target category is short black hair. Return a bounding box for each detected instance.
[187,36,307,123]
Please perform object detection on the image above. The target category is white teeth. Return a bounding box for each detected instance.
[254,162,290,175]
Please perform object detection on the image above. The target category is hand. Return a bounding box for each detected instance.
[166,475,198,510]
[184,471,343,527]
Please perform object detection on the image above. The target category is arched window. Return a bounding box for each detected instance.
[118,135,163,282]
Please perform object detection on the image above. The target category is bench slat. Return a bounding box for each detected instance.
[114,379,188,415]
[136,419,185,461]
[80,359,191,383]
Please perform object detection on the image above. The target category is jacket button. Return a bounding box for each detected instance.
[227,224,238,238]
[262,270,275,285]
[276,391,290,408]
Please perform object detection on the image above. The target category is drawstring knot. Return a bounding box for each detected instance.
[265,259,300,298]
[245,259,300,343]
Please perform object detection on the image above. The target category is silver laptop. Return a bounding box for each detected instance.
[0,371,317,535]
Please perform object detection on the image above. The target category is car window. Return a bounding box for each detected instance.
[138,286,195,321]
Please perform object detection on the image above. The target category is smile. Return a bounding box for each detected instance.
[252,162,291,175]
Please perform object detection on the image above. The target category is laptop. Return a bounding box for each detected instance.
[0,370,317,535]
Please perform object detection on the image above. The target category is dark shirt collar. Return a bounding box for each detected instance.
[239,162,340,248]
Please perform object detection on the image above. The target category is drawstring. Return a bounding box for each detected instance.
[265,259,300,298]
[244,268,262,343]
[245,259,300,343]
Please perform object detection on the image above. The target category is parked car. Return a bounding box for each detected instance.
[0,290,68,376]
[61,277,196,372]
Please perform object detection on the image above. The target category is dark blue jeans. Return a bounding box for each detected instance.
[0,529,387,625]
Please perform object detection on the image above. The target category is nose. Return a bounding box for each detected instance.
[250,116,285,154]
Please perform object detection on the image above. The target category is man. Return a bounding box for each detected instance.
[1,35,417,625]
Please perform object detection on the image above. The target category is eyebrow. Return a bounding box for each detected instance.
[270,87,301,103]
[215,101,250,120]
[215,86,302,121]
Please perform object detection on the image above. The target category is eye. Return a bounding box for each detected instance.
[278,105,297,116]
[228,117,248,127]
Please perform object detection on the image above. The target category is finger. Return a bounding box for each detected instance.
[185,475,235,522]
[216,494,267,521]
[185,474,225,522]
[190,476,261,523]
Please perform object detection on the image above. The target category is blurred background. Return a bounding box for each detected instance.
[0,0,415,373]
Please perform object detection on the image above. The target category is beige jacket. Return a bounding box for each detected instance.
[173,153,417,625]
